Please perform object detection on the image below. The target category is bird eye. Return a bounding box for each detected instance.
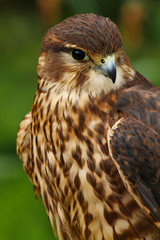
[72,49,88,61]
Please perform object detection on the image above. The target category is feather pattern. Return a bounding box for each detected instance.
[17,13,160,239]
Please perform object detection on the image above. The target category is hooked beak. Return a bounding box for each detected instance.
[95,57,116,83]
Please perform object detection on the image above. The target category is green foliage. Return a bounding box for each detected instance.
[0,12,42,152]
[0,11,56,240]
[0,154,55,240]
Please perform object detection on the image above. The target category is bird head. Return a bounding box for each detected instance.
[38,13,134,98]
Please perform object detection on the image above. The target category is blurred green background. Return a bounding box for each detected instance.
[1,0,160,239]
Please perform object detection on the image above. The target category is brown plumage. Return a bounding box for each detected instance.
[17,13,160,239]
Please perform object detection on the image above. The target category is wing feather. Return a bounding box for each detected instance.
[17,112,33,181]
[108,85,160,222]
[109,116,160,221]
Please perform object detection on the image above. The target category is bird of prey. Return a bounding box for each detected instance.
[17,13,160,240]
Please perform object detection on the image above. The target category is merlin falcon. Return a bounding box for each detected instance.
[17,13,160,239]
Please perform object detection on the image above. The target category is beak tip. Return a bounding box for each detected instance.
[112,78,116,84]
[107,65,116,84]
[110,73,116,84]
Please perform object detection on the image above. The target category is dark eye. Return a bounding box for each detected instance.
[72,49,86,61]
